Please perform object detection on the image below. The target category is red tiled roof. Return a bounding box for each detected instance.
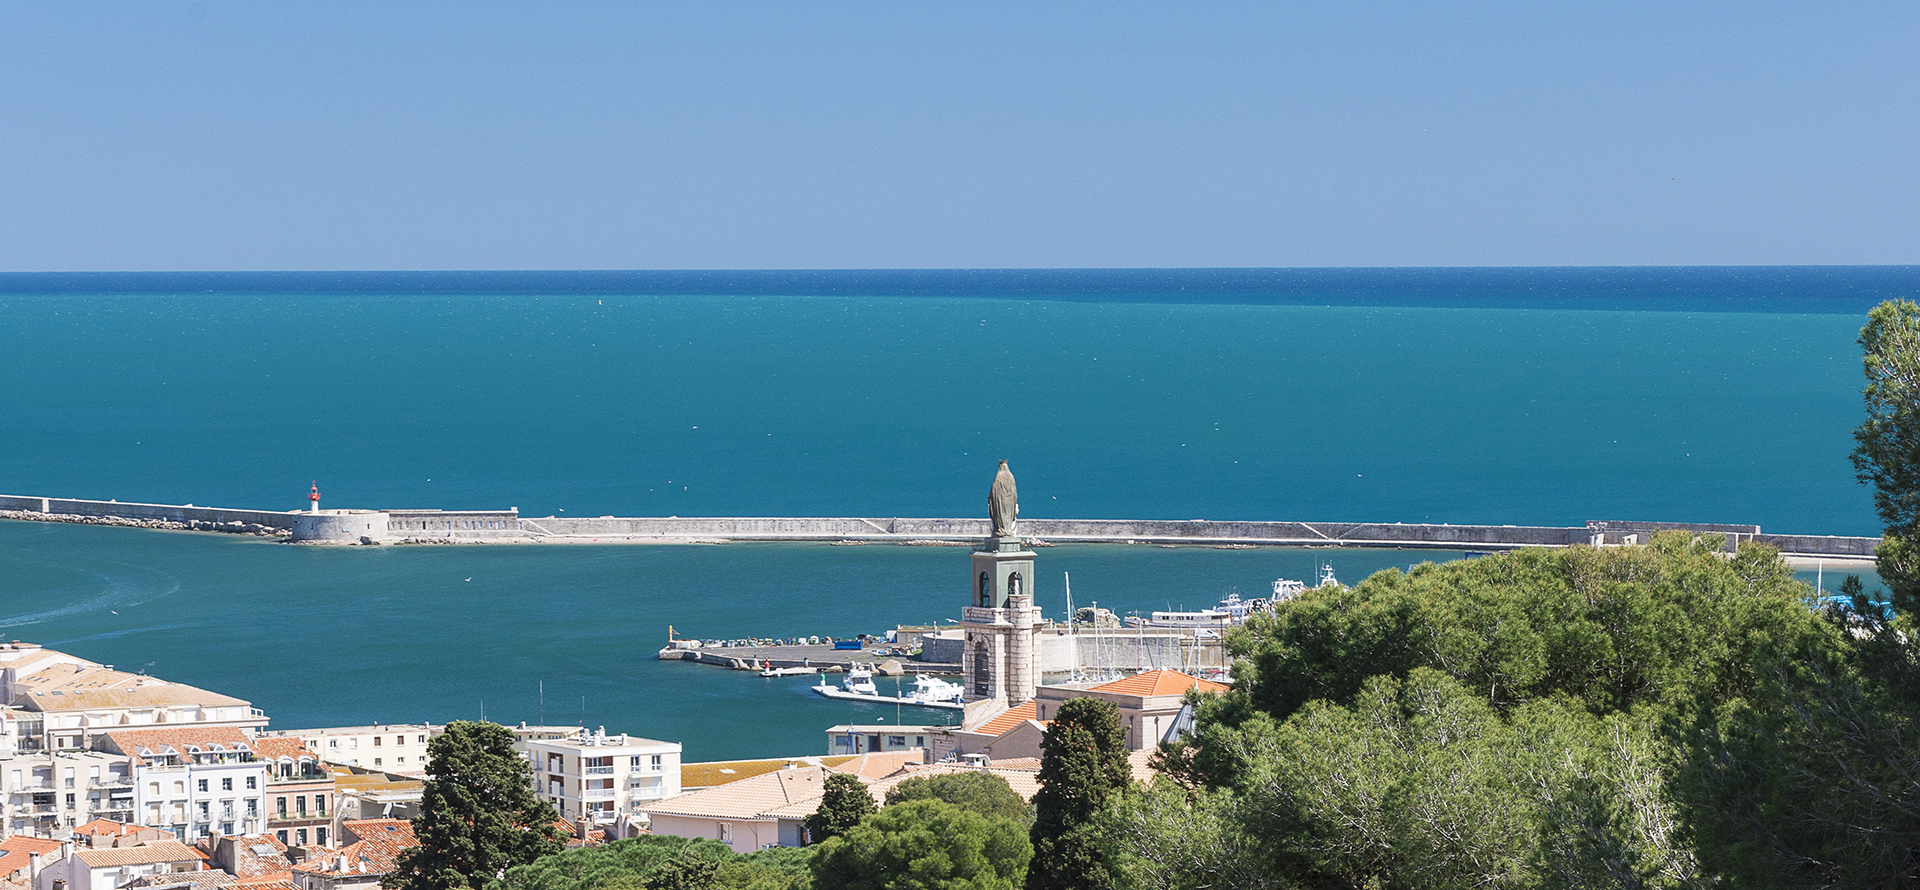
[248,738,314,761]
[99,726,254,765]
[294,820,416,877]
[1088,670,1229,697]
[73,841,205,868]
[0,838,62,856]
[74,817,168,839]
[974,701,1039,737]
[0,838,64,880]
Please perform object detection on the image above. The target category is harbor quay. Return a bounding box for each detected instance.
[0,492,1882,559]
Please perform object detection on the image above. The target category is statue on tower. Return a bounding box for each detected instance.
[989,459,1018,539]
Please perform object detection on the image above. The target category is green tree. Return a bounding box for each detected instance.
[385,721,567,890]
[883,772,1031,827]
[1854,298,1920,617]
[810,799,1030,890]
[805,774,877,845]
[489,835,811,890]
[1027,697,1131,890]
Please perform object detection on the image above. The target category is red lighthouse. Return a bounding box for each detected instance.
[308,482,320,514]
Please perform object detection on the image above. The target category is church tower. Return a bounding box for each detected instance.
[961,460,1044,704]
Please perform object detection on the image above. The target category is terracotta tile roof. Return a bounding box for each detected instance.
[99,726,255,765]
[825,750,924,781]
[248,738,314,762]
[73,841,206,868]
[680,755,855,789]
[335,819,416,873]
[1128,749,1157,785]
[74,817,162,839]
[868,762,1043,803]
[128,870,238,890]
[641,766,843,821]
[236,871,294,887]
[1088,670,1229,698]
[0,838,65,880]
[224,835,292,878]
[0,838,63,856]
[973,701,1040,737]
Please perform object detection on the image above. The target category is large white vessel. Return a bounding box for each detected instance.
[809,664,966,710]
[1124,565,1340,630]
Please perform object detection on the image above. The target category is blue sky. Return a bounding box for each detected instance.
[2,2,1914,271]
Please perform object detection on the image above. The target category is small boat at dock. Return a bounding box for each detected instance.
[810,663,965,710]
[758,659,818,678]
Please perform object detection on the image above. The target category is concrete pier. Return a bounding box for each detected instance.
[0,492,1884,559]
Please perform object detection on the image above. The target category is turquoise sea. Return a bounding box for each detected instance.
[0,267,1913,759]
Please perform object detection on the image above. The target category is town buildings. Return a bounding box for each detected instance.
[243,740,331,850]
[92,728,269,842]
[526,729,679,828]
[247,728,438,777]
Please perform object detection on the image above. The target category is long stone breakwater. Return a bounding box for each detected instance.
[0,493,1882,559]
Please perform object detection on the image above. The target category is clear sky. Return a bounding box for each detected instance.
[2,2,1914,271]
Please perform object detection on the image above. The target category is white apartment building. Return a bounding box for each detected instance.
[0,751,134,837]
[0,644,267,752]
[527,729,680,826]
[252,726,441,775]
[93,728,269,842]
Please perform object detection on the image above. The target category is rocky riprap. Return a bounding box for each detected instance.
[0,509,289,537]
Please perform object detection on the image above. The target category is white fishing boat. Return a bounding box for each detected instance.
[1124,568,1333,629]
[810,664,965,710]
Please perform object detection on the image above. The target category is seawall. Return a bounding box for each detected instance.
[0,493,1882,558]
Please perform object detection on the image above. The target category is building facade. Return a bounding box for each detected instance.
[93,728,268,842]
[527,729,680,826]
[251,727,439,776]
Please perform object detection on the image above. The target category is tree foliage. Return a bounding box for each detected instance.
[805,774,877,845]
[810,799,1030,890]
[1131,536,1920,888]
[1027,697,1131,890]
[386,721,568,890]
[883,772,1031,827]
[489,835,811,890]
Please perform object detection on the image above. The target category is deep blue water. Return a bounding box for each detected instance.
[0,267,1911,759]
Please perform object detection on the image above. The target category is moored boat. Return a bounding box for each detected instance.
[810,663,965,710]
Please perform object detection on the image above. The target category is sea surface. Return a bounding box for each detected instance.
[0,266,1912,759]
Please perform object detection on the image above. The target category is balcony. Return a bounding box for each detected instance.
[91,776,134,788]
[630,788,667,801]
[583,766,615,776]
[582,789,616,801]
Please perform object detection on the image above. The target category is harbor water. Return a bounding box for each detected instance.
[0,267,1908,759]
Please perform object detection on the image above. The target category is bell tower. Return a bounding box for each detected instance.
[961,460,1044,704]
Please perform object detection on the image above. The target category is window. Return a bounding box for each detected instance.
[197,802,209,819]
[397,756,406,764]
[887,736,905,748]
[719,824,732,845]
[173,781,185,795]
[315,795,326,816]
[650,755,662,770]
[296,796,307,816]
[276,830,288,845]
[348,739,358,749]
[245,776,256,790]
[417,735,426,744]
[373,736,381,747]
[276,797,287,817]
[296,828,307,846]
[246,799,257,816]
[328,740,338,749]
[316,827,327,846]
[197,779,208,793]
[373,758,382,766]
[629,756,642,767]
[149,782,160,796]
[221,778,233,791]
